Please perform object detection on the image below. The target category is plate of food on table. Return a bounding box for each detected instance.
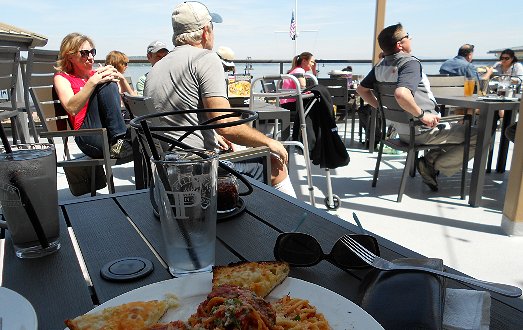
[64,261,383,330]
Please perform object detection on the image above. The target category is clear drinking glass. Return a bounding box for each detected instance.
[152,149,218,276]
[0,143,60,258]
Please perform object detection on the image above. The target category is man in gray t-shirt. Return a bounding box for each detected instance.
[145,1,295,196]
[357,23,476,192]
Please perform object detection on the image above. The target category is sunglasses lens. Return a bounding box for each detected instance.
[331,235,380,269]
[274,233,322,266]
[91,49,96,57]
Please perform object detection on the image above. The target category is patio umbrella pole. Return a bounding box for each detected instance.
[140,121,202,270]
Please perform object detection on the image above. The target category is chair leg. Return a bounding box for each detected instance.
[486,133,495,173]
[372,142,385,187]
[410,151,419,177]
[90,166,96,197]
[397,150,415,202]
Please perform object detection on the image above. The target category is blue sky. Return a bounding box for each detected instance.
[2,0,521,61]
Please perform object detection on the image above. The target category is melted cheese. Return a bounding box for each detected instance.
[212,262,289,297]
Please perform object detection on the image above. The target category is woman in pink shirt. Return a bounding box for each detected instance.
[280,51,317,112]
[54,33,132,159]
[280,52,316,139]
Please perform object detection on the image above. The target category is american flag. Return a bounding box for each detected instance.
[289,11,296,40]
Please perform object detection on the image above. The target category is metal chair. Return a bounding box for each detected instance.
[372,82,472,202]
[30,85,127,196]
[317,77,353,145]
[121,92,272,187]
[427,75,465,117]
[0,46,27,144]
[22,49,59,142]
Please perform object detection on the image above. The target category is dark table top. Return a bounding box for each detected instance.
[2,180,523,329]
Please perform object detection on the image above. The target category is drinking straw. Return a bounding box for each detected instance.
[10,175,50,249]
[352,212,366,235]
[140,120,201,269]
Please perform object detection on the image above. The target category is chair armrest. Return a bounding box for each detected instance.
[219,146,272,185]
[219,146,271,162]
[439,115,469,122]
[40,128,108,138]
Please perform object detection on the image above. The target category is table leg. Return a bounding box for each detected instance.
[281,114,291,141]
[496,108,516,173]
[469,106,495,207]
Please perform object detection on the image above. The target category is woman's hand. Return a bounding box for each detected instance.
[90,65,119,85]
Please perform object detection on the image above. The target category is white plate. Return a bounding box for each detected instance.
[67,273,383,330]
[0,287,38,330]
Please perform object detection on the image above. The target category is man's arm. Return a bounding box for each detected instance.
[356,85,378,109]
[202,96,289,164]
[394,87,439,127]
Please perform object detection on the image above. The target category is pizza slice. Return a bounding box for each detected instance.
[212,261,290,298]
[65,294,179,330]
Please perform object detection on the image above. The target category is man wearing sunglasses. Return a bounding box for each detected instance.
[145,1,296,197]
[440,44,493,79]
[356,23,477,192]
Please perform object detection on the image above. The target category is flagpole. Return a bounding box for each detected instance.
[294,0,298,56]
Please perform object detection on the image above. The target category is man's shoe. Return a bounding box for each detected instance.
[417,157,438,191]
[110,139,133,159]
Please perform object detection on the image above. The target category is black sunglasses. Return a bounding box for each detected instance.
[398,33,409,42]
[500,56,511,61]
[274,232,380,269]
[79,48,97,58]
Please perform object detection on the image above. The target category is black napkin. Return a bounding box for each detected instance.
[358,258,446,330]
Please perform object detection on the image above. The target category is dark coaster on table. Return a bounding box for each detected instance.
[217,197,246,222]
[100,257,154,282]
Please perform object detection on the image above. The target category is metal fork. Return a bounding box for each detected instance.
[340,235,522,298]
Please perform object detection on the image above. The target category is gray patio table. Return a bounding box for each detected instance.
[433,94,520,207]
[1,179,522,329]
[235,100,291,141]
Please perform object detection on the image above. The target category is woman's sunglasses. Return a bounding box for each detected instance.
[79,49,97,58]
[274,232,380,269]
[500,56,511,61]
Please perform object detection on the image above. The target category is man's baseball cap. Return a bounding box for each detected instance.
[147,41,168,54]
[172,1,222,37]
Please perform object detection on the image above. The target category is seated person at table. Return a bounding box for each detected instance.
[217,45,236,74]
[440,44,495,119]
[144,1,295,197]
[356,23,477,191]
[279,51,317,113]
[440,44,493,78]
[105,50,137,96]
[136,41,169,96]
[54,32,132,159]
[492,49,523,80]
[491,49,523,141]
